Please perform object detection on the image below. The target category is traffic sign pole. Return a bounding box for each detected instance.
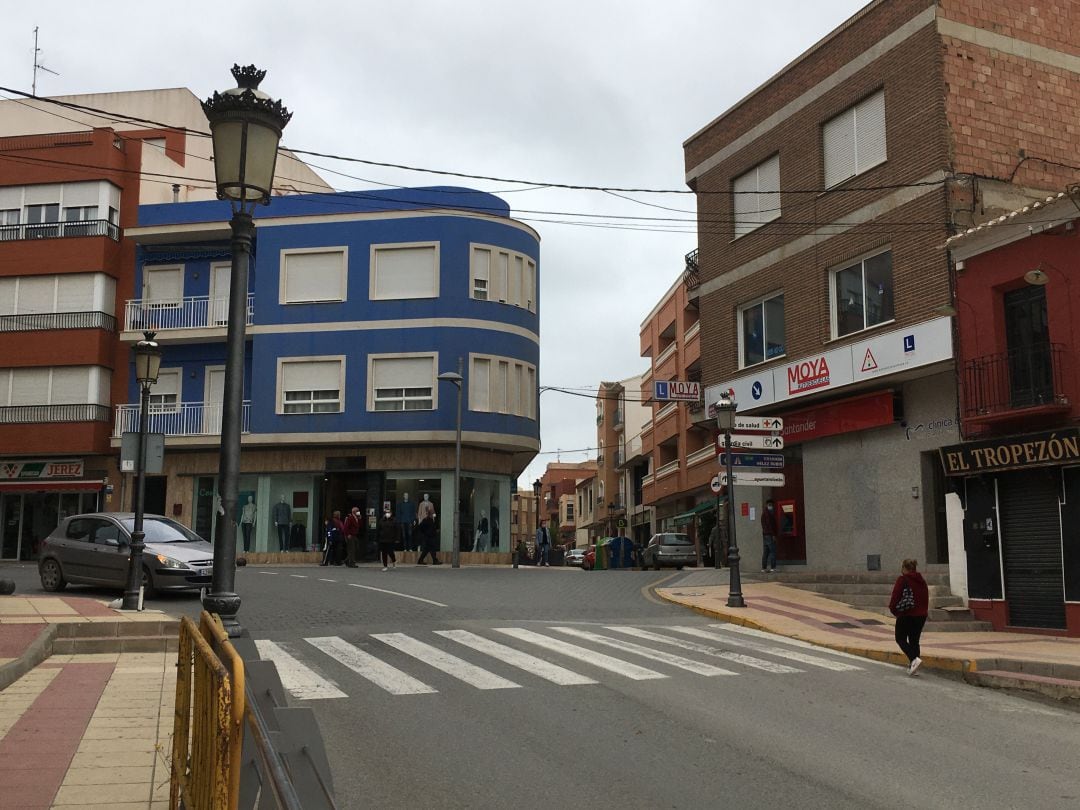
[720,427,745,608]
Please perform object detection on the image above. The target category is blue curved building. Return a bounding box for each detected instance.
[119,187,539,554]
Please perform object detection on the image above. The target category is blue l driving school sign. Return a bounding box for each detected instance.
[653,380,701,401]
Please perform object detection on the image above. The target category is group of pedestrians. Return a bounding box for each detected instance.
[320,505,441,569]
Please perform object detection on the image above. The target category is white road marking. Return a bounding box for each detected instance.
[348,583,448,607]
[671,626,863,671]
[253,639,347,700]
[436,630,598,686]
[318,579,337,583]
[616,626,801,674]
[551,627,735,676]
[257,571,278,575]
[710,624,893,667]
[290,574,308,579]
[495,628,667,681]
[372,633,519,690]
[306,636,436,696]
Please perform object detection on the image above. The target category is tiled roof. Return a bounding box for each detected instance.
[945,192,1069,246]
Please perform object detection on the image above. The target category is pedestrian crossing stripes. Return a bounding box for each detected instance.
[257,623,866,702]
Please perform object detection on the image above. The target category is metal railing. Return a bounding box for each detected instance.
[124,294,255,332]
[683,248,700,290]
[0,219,120,242]
[171,612,244,810]
[0,311,116,332]
[113,401,251,437]
[962,342,1066,417]
[0,403,110,424]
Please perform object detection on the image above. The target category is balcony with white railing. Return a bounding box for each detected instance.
[122,295,254,335]
[113,401,251,438]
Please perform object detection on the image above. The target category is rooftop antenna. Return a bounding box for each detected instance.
[32,27,60,96]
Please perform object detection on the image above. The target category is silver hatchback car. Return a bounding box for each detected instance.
[643,532,698,570]
[38,513,215,596]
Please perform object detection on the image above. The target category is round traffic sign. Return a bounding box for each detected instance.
[710,475,723,494]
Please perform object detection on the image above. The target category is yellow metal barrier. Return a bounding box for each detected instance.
[170,611,245,810]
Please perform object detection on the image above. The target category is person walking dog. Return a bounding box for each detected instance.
[889,558,930,676]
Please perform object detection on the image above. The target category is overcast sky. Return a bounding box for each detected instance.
[2,0,867,487]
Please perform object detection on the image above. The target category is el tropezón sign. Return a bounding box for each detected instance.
[939,429,1080,476]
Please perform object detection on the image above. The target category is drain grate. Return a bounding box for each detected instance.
[825,621,858,629]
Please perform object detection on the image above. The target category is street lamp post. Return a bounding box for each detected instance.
[201,65,291,636]
[438,360,463,569]
[715,395,745,608]
[122,332,162,611]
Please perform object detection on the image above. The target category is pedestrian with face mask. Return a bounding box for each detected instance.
[761,499,778,573]
[377,506,398,571]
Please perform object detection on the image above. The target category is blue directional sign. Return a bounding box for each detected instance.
[718,453,785,470]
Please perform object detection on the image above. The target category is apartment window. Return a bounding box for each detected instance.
[1,209,18,225]
[566,501,574,520]
[369,355,435,411]
[64,205,98,222]
[732,154,780,238]
[280,248,347,304]
[823,90,886,188]
[739,293,785,367]
[370,243,438,300]
[470,244,536,309]
[279,358,343,414]
[0,367,108,406]
[25,203,59,224]
[469,354,535,417]
[148,369,181,413]
[143,266,183,306]
[832,250,893,337]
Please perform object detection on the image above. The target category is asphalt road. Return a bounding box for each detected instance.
[4,561,1080,809]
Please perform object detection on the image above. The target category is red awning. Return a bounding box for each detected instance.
[0,480,104,493]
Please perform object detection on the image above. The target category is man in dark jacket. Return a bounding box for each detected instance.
[342,507,361,568]
[760,499,778,573]
[889,558,930,675]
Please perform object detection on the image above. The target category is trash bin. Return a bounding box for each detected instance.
[595,538,609,570]
[609,536,634,569]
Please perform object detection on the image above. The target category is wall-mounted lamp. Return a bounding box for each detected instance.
[1024,267,1049,286]
[911,486,920,499]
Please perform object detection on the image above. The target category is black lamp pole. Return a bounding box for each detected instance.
[121,332,161,611]
[717,396,745,608]
[201,65,291,636]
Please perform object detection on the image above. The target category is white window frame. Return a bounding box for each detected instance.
[276,356,345,414]
[143,264,184,309]
[823,89,887,188]
[469,353,536,418]
[366,352,437,412]
[732,154,780,238]
[470,243,536,309]
[279,247,348,305]
[737,290,786,369]
[369,242,439,301]
[148,368,182,414]
[829,248,894,339]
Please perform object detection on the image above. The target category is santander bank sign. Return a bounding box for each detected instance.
[787,356,831,395]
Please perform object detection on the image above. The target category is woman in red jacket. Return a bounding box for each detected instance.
[889,558,930,675]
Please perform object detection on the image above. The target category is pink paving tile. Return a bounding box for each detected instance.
[741,599,887,643]
[0,624,45,658]
[59,597,117,617]
[0,661,114,809]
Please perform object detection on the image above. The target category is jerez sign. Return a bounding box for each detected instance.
[939,428,1080,476]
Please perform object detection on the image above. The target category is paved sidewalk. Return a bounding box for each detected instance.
[657,574,1080,699]
[0,596,177,809]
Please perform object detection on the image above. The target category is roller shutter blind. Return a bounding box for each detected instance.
[282,361,340,392]
[471,357,490,411]
[282,251,345,303]
[50,368,89,404]
[17,277,54,313]
[372,245,436,299]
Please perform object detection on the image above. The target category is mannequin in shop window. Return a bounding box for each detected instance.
[416,493,435,524]
[397,492,414,551]
[474,510,489,553]
[240,496,257,552]
[273,496,291,552]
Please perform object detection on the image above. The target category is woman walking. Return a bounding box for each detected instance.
[416,515,441,565]
[377,507,398,571]
[889,558,930,675]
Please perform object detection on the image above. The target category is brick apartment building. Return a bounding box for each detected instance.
[537,460,597,546]
[639,274,716,549]
[685,0,1080,580]
[944,192,1080,634]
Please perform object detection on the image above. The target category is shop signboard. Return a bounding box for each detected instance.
[0,459,84,479]
[654,380,701,401]
[717,453,785,470]
[718,434,785,451]
[939,428,1080,476]
[719,472,786,487]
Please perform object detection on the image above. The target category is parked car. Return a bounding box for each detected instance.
[38,513,215,596]
[582,545,596,571]
[564,548,586,567]
[642,532,697,571]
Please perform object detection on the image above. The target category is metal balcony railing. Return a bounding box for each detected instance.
[113,401,252,438]
[123,294,254,332]
[0,220,120,242]
[963,342,1067,417]
[0,311,116,332]
[0,404,110,424]
[683,248,700,290]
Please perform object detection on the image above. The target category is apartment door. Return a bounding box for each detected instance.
[203,366,225,434]
[1004,285,1052,408]
[209,263,231,326]
[142,266,183,329]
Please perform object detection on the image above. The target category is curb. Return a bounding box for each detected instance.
[0,623,57,692]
